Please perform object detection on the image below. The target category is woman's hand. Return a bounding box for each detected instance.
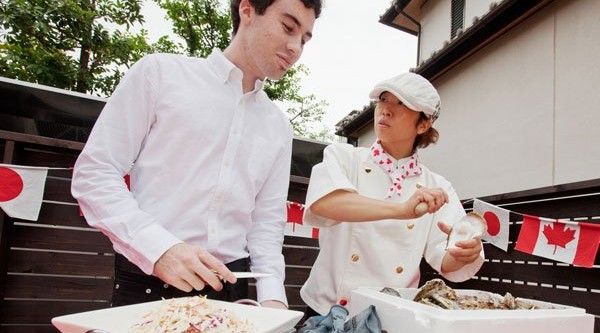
[398,187,449,219]
[438,221,483,273]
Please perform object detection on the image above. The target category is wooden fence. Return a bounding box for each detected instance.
[0,129,598,332]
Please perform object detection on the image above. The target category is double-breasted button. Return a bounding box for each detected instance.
[396,266,404,274]
[407,223,415,230]
[145,288,152,294]
[163,284,169,289]
[351,254,360,262]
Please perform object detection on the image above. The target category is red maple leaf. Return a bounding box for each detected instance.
[542,222,576,254]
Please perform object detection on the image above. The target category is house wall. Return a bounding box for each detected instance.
[420,0,497,62]
[357,0,600,199]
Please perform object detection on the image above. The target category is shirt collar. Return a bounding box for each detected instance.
[207,49,266,93]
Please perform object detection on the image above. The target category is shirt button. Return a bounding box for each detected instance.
[146,288,152,294]
[114,283,120,289]
[339,298,348,306]
[407,223,415,230]
[351,254,360,262]
[396,266,404,274]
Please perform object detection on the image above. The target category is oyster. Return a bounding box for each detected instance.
[412,279,537,310]
[379,287,402,297]
[413,279,460,309]
[447,212,487,249]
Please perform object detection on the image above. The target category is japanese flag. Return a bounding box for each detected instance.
[473,199,510,251]
[0,165,48,221]
[515,215,600,268]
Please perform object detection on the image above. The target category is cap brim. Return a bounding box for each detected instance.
[369,83,421,112]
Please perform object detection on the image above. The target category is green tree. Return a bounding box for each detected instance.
[0,0,172,95]
[0,0,332,140]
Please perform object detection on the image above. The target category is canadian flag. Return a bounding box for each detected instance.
[515,215,600,268]
[0,164,48,221]
[285,201,319,239]
[472,199,510,251]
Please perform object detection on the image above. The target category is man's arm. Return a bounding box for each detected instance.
[247,133,293,308]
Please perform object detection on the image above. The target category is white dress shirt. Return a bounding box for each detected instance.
[72,50,292,304]
[300,143,484,315]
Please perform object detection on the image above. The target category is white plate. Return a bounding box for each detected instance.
[52,298,303,333]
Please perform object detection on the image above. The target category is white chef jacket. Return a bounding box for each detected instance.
[300,143,484,314]
[71,49,292,304]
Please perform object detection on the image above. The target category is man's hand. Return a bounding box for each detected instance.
[399,187,449,219]
[438,221,483,272]
[261,300,288,309]
[153,243,237,292]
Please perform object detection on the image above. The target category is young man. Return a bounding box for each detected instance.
[71,0,321,309]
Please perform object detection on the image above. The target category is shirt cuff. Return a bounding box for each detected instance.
[128,223,183,275]
[255,276,288,306]
[441,254,485,282]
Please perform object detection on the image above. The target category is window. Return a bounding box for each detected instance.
[451,0,465,38]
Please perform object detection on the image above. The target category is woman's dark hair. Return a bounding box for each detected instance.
[230,0,322,35]
[413,112,439,151]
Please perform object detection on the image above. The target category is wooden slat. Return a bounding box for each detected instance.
[475,261,600,290]
[282,246,319,266]
[35,203,90,229]
[42,177,76,203]
[285,266,311,286]
[4,275,112,300]
[284,236,319,247]
[18,147,79,169]
[0,325,59,333]
[1,300,108,324]
[0,130,84,151]
[10,224,113,253]
[7,250,113,277]
[501,195,600,221]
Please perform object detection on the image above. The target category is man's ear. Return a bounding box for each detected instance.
[239,0,255,26]
[417,118,432,135]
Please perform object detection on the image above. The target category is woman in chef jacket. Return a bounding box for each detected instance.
[300,73,485,316]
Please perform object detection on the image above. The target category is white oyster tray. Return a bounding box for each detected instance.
[348,287,594,333]
[52,298,303,333]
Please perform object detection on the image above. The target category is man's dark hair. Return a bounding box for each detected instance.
[230,0,322,35]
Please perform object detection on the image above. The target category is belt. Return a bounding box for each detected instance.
[111,253,250,306]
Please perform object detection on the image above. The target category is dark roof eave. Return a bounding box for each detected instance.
[379,0,419,36]
[337,0,554,137]
[415,0,554,80]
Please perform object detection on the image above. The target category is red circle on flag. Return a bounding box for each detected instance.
[0,167,24,202]
[483,211,500,236]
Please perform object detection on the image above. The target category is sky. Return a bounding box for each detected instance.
[140,0,418,131]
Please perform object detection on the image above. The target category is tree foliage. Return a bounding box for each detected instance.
[0,0,332,140]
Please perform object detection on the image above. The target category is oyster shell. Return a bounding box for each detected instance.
[447,212,487,249]
[411,279,537,310]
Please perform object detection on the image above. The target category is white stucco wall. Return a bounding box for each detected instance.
[356,0,600,199]
[420,0,498,64]
[420,0,451,62]
[464,0,497,30]
[553,0,600,184]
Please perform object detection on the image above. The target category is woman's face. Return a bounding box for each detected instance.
[374,91,426,145]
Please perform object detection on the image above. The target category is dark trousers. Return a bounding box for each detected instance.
[111,253,250,307]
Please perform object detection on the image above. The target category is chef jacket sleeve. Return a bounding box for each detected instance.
[303,143,358,227]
